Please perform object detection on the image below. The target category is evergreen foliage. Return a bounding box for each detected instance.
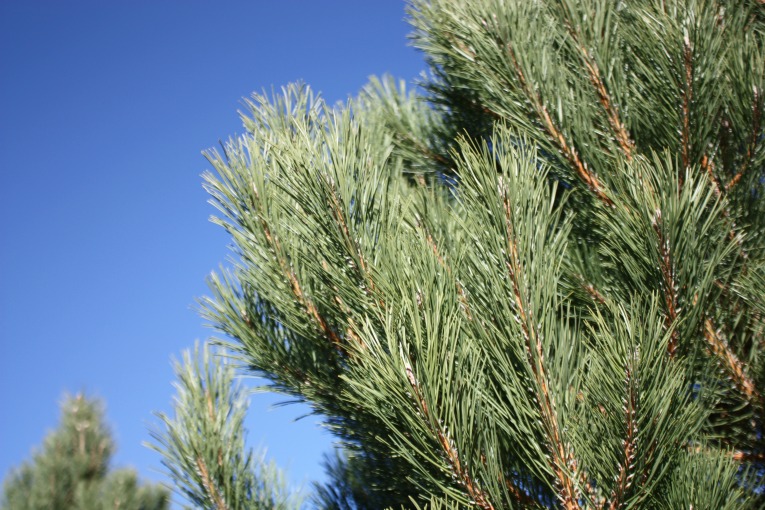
[171,0,765,508]
[1,394,168,510]
[148,343,301,510]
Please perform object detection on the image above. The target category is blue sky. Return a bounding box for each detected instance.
[0,0,425,498]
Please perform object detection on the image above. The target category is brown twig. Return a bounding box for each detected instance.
[704,318,763,407]
[732,451,765,462]
[577,275,607,306]
[205,389,215,422]
[196,457,227,510]
[422,226,473,320]
[689,445,765,464]
[204,390,225,468]
[324,175,390,314]
[400,130,454,169]
[652,209,680,357]
[701,155,723,198]
[325,177,374,287]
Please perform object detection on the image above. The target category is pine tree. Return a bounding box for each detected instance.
[166,0,764,507]
[1,394,168,510]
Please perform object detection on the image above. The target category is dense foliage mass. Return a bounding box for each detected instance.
[1,395,168,510]
[156,0,764,508]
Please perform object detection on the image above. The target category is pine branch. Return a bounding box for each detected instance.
[558,7,634,162]
[503,41,613,207]
[252,187,347,356]
[606,363,638,510]
[148,343,299,510]
[196,1,765,505]
[500,178,583,509]
[402,355,497,510]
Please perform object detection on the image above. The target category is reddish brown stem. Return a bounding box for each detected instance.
[196,457,227,510]
[422,227,473,320]
[652,209,680,357]
[732,451,765,462]
[704,318,762,407]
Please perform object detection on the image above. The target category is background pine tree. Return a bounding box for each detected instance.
[157,0,764,508]
[1,394,168,510]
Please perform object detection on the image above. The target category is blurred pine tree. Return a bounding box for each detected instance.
[1,394,168,510]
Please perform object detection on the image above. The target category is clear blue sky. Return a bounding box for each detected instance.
[0,0,425,499]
